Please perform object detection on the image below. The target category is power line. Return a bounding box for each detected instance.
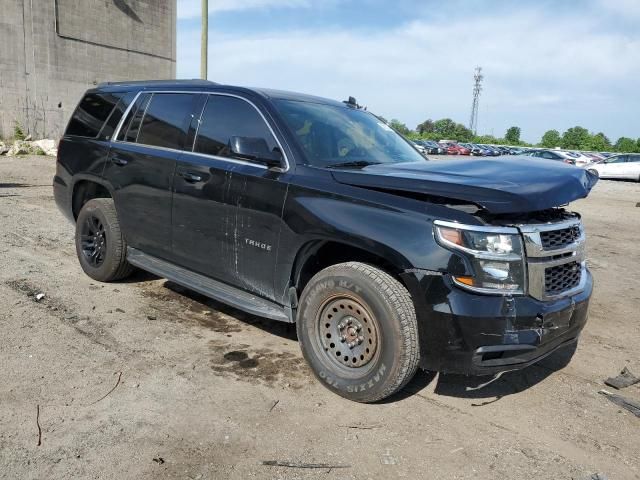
[469,67,483,135]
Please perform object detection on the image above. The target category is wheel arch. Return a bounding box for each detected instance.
[71,176,115,220]
[289,239,412,300]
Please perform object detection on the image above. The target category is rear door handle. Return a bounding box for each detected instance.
[111,156,129,166]
[178,171,203,183]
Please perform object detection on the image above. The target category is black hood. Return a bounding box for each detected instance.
[331,156,598,214]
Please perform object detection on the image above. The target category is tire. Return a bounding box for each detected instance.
[75,198,134,282]
[296,262,419,403]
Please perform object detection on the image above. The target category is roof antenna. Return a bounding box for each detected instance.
[343,96,360,108]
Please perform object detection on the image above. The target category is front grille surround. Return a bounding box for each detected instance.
[518,218,587,301]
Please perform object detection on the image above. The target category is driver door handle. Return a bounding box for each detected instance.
[111,156,129,166]
[178,171,203,183]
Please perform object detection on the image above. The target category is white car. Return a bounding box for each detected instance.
[586,154,640,181]
[412,142,427,155]
[563,151,593,166]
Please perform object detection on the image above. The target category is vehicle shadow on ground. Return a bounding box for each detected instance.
[393,343,577,404]
[121,271,576,403]
[122,271,298,341]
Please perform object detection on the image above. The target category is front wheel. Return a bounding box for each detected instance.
[297,262,419,403]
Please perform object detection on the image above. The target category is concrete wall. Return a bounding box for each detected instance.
[0,0,176,140]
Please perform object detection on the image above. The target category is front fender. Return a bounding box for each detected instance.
[276,182,472,301]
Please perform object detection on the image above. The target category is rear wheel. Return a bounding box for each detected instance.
[297,262,419,403]
[75,198,134,282]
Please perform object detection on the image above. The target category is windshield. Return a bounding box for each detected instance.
[274,99,425,167]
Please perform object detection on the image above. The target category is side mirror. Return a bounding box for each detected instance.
[228,136,283,168]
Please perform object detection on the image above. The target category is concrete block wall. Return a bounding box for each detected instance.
[0,0,177,140]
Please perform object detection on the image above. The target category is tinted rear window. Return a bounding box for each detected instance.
[66,93,120,138]
[137,93,196,150]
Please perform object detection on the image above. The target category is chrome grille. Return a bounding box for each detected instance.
[540,225,581,250]
[545,261,582,296]
[519,218,586,300]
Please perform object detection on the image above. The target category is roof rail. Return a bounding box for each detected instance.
[96,79,219,88]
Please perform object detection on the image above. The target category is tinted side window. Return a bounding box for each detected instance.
[100,91,136,141]
[66,93,120,138]
[195,96,278,158]
[120,94,152,143]
[137,93,196,150]
[628,154,640,163]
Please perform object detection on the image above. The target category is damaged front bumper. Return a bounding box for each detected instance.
[400,269,592,375]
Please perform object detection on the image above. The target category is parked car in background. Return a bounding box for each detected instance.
[479,144,501,156]
[564,151,593,167]
[459,143,483,156]
[470,143,491,156]
[438,143,458,155]
[584,152,605,162]
[414,140,441,155]
[412,141,427,155]
[453,143,471,155]
[426,140,446,154]
[586,154,640,181]
[526,149,576,165]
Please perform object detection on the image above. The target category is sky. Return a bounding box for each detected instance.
[176,0,640,143]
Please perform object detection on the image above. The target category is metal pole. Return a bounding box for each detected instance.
[201,0,208,80]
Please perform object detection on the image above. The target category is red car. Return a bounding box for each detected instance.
[442,143,471,155]
[438,143,458,155]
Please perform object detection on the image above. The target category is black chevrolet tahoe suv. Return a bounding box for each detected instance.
[54,80,597,402]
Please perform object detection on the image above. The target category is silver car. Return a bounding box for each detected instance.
[587,154,640,181]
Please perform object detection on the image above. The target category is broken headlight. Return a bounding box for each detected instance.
[434,221,526,295]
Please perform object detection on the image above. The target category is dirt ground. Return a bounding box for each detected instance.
[1,155,639,480]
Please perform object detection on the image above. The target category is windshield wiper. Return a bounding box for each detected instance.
[326,160,381,169]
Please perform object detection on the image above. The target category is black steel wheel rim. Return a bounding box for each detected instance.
[315,295,379,370]
[80,215,107,267]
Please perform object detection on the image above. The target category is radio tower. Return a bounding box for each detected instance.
[469,67,483,135]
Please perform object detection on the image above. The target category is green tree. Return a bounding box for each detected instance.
[540,129,561,148]
[585,132,611,152]
[416,119,435,135]
[561,126,590,149]
[614,137,637,153]
[453,123,473,142]
[433,118,457,139]
[505,126,521,145]
[389,119,411,136]
[473,134,500,144]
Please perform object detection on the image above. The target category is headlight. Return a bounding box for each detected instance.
[434,221,526,295]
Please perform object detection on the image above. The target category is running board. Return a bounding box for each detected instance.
[127,247,291,322]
